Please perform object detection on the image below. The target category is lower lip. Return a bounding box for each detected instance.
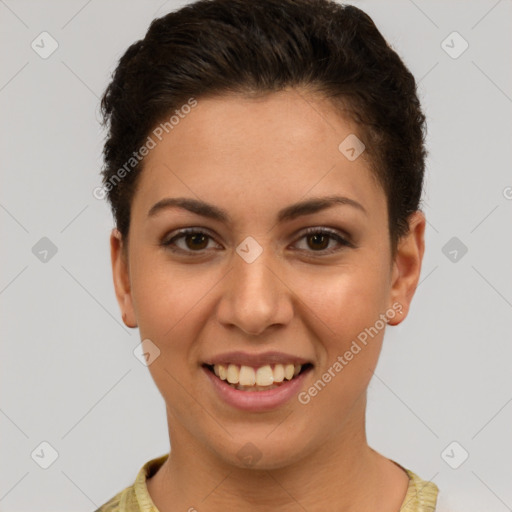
[202,365,312,412]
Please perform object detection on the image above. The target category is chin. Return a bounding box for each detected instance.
[211,429,315,471]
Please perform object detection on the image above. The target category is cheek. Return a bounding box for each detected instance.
[129,255,231,384]
[294,259,390,344]
[129,260,207,407]
[294,264,388,424]
[128,258,198,385]
[130,253,212,338]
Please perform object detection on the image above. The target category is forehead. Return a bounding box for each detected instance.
[132,89,385,221]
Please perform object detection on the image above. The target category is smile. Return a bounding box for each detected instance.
[204,363,313,391]
[202,361,313,411]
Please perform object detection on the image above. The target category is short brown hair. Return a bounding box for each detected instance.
[100,0,427,254]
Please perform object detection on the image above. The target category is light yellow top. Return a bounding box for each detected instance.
[95,454,439,511]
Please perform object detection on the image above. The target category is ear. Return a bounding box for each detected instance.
[387,211,426,326]
[110,228,138,328]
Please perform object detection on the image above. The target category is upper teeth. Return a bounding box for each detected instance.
[213,363,302,386]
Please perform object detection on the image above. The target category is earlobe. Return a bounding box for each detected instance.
[110,228,138,328]
[387,211,426,326]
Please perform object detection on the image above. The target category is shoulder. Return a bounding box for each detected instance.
[399,468,439,512]
[93,454,169,512]
[93,479,147,511]
[93,488,127,512]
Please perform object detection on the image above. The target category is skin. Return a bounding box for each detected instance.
[111,88,425,511]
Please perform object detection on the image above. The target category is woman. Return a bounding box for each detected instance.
[96,0,438,510]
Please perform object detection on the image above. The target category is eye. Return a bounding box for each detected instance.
[161,226,353,256]
[161,228,220,254]
[293,227,353,254]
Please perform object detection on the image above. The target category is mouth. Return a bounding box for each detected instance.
[202,362,314,392]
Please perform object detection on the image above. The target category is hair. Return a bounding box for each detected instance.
[100,0,427,256]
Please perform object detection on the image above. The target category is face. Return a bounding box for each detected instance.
[111,88,425,470]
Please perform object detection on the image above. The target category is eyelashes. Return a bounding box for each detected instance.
[290,227,353,254]
[161,226,354,256]
[162,228,219,253]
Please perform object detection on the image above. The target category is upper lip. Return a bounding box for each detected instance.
[203,351,313,368]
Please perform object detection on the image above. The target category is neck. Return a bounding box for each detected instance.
[147,400,408,511]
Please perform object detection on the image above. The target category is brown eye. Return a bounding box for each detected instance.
[162,228,220,254]
[306,233,330,251]
[294,228,353,255]
[184,232,209,250]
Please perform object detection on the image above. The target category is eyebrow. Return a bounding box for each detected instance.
[147,195,367,223]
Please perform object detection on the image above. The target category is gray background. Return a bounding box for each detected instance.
[1,0,511,510]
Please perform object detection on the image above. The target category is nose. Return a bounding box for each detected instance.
[216,245,293,336]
